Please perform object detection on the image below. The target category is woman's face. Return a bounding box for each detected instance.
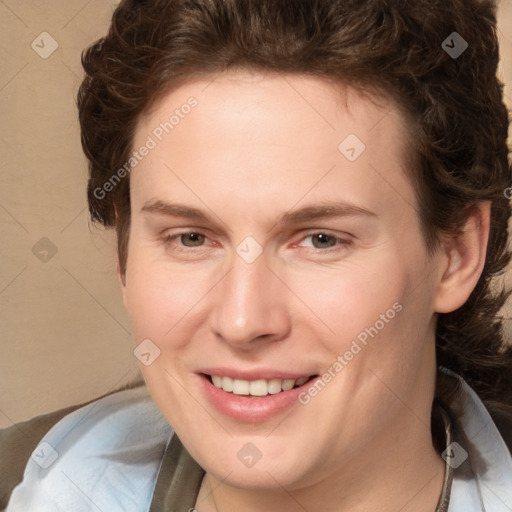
[123,72,443,491]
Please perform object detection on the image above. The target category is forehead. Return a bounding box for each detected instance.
[130,71,416,224]
[138,71,405,150]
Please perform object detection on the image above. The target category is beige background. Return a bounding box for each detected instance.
[0,1,511,427]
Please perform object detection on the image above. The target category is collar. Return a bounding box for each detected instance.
[439,367,512,511]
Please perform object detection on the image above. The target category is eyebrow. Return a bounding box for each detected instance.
[278,201,376,225]
[141,199,377,228]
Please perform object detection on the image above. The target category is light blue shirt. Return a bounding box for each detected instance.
[442,368,512,511]
[6,370,512,511]
[7,386,173,511]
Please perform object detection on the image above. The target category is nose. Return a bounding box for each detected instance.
[210,252,292,350]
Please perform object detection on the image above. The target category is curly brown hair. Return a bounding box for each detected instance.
[77,0,512,437]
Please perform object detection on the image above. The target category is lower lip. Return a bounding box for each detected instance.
[198,374,318,423]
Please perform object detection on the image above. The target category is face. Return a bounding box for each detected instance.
[123,72,442,491]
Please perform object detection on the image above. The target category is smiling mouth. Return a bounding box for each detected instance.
[205,374,318,397]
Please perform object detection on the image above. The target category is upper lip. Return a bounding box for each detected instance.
[198,367,317,381]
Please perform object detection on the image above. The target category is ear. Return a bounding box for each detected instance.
[433,201,490,313]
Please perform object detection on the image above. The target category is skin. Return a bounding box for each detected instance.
[121,72,489,512]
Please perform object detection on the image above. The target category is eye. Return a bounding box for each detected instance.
[297,232,352,251]
[163,231,207,249]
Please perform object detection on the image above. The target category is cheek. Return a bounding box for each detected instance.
[331,260,436,387]
[305,252,433,376]
[124,261,206,342]
[291,259,408,345]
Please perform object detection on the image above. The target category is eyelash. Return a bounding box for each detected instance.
[161,231,352,253]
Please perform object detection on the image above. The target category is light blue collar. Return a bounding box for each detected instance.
[440,367,512,511]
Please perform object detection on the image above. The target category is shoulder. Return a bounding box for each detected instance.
[440,368,512,511]
[1,398,88,510]
[3,384,173,512]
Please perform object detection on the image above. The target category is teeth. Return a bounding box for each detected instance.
[267,379,283,394]
[232,379,249,395]
[281,379,295,391]
[295,376,308,386]
[222,376,233,392]
[249,379,268,396]
[210,375,311,396]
